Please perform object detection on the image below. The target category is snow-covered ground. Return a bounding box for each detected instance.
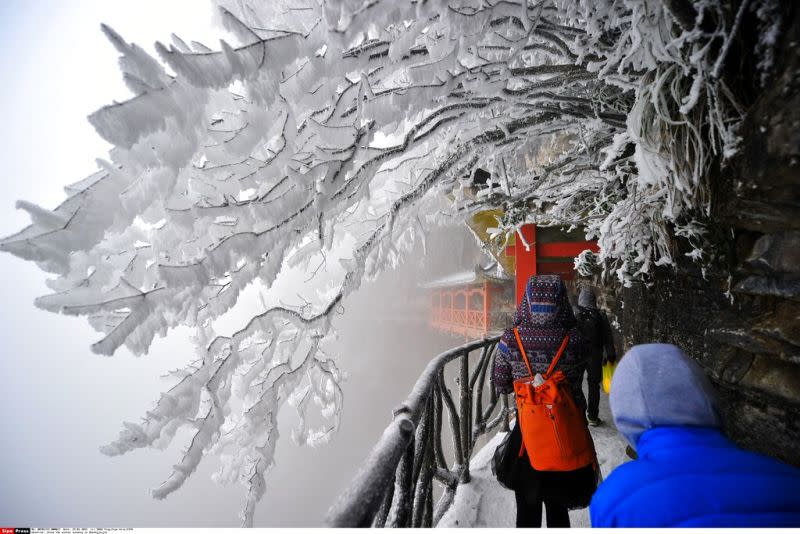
[438,386,629,528]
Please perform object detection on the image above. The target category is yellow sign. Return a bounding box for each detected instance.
[467,209,515,275]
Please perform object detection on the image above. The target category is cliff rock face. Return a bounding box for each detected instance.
[594,2,800,466]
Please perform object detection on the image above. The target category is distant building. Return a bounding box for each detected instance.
[420,262,515,338]
[420,221,599,338]
[422,162,599,338]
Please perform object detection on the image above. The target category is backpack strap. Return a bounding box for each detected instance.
[513,328,570,380]
[544,335,570,379]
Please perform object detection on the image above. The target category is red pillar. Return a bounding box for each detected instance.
[514,224,537,305]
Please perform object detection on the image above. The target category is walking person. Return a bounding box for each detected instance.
[590,344,800,527]
[574,287,617,426]
[493,275,597,528]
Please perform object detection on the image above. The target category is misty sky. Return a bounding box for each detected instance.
[0,1,244,526]
[0,2,481,526]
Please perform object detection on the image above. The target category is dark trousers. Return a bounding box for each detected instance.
[514,452,571,528]
[586,355,603,420]
[514,486,570,528]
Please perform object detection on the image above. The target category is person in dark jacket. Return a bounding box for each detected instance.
[493,274,594,528]
[573,287,617,426]
[590,343,800,527]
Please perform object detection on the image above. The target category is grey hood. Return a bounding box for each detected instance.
[578,288,596,308]
[609,343,722,449]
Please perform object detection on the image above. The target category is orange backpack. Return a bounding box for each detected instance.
[512,328,596,471]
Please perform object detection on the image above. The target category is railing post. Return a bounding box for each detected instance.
[389,433,415,528]
[372,472,395,528]
[459,350,471,483]
[438,369,463,467]
[472,343,491,447]
[423,477,434,527]
[412,395,434,527]
[432,381,446,471]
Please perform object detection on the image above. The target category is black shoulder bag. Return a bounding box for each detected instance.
[491,420,522,490]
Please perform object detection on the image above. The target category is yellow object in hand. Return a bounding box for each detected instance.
[602,361,617,394]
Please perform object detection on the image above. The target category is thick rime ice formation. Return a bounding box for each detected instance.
[0,0,777,526]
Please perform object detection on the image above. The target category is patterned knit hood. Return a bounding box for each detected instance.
[493,275,587,409]
[500,274,577,350]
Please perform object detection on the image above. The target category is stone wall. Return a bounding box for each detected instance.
[592,1,800,466]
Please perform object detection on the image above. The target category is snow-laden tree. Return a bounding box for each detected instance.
[1,0,769,525]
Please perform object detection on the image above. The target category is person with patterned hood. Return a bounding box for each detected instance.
[493,274,593,528]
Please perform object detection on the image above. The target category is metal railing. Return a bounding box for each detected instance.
[326,335,509,528]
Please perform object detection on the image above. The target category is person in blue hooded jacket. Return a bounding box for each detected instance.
[590,343,800,527]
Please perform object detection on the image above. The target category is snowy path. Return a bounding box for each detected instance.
[437,387,629,528]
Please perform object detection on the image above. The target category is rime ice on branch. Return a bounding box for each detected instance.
[0,0,768,526]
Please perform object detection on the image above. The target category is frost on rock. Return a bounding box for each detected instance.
[0,0,761,525]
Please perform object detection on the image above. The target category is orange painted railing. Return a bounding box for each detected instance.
[429,304,488,338]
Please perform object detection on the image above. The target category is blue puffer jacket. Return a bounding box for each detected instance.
[590,426,800,527]
[590,344,800,527]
